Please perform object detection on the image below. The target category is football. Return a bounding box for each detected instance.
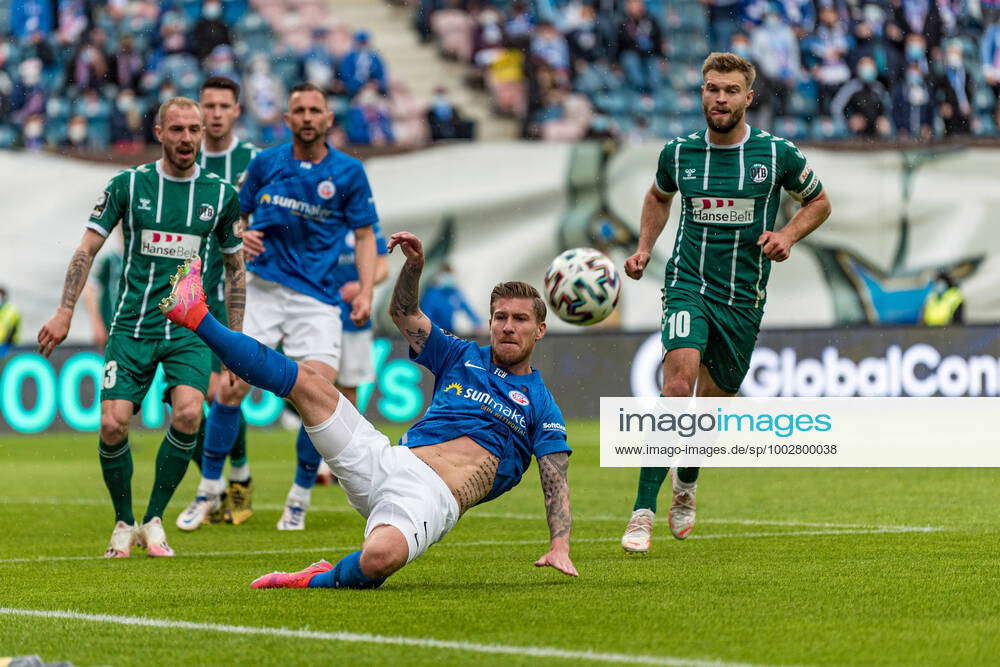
[543,248,622,325]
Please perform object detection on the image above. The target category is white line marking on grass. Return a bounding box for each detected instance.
[0,607,760,667]
[0,498,938,532]
[0,527,940,565]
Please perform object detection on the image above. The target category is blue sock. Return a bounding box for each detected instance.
[308,551,386,589]
[194,312,298,397]
[202,402,242,480]
[294,426,322,489]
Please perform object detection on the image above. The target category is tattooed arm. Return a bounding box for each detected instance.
[386,231,433,355]
[37,229,107,357]
[222,249,246,332]
[533,452,578,577]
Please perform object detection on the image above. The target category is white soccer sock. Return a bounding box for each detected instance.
[288,483,312,506]
[198,477,226,497]
[228,463,251,483]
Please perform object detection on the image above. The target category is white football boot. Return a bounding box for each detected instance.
[175,494,222,532]
[668,469,697,540]
[276,497,308,531]
[621,508,654,553]
[138,517,175,557]
[103,521,139,558]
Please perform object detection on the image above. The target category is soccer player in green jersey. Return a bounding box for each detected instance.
[37,97,246,558]
[182,76,260,525]
[620,53,832,553]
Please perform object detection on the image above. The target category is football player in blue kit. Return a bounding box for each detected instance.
[160,231,578,588]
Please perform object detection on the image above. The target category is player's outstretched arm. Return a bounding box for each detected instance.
[37,229,106,357]
[222,249,246,332]
[533,452,579,577]
[625,185,674,280]
[387,231,434,355]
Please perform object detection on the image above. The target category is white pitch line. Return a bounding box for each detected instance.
[0,607,760,667]
[0,527,939,565]
[0,498,937,532]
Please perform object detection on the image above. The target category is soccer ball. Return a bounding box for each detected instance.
[543,248,621,325]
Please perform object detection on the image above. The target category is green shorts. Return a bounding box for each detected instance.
[207,290,228,374]
[661,288,763,394]
[101,333,211,405]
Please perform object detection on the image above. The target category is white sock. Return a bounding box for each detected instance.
[288,483,312,506]
[228,463,250,483]
[198,477,226,497]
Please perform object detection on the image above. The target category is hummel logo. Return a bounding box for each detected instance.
[683,168,697,180]
[138,198,152,211]
[464,361,487,371]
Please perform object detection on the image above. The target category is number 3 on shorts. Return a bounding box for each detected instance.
[103,360,118,389]
[666,310,690,339]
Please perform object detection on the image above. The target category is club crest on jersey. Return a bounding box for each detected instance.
[749,164,769,183]
[317,180,336,199]
[508,390,530,406]
[198,203,215,221]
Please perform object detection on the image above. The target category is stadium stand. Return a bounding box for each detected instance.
[0,0,482,150]
[414,0,1000,141]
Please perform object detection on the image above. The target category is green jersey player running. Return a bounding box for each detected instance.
[181,76,260,526]
[620,52,832,553]
[37,97,245,558]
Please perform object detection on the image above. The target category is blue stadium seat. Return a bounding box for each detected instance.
[0,125,17,148]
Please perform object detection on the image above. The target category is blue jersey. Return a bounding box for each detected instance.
[401,325,570,504]
[239,144,378,306]
[335,222,389,333]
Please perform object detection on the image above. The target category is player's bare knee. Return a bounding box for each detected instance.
[359,543,407,579]
[663,376,696,397]
[99,414,129,444]
[290,363,338,404]
[171,402,202,434]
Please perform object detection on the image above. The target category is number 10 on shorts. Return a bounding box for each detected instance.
[666,310,690,339]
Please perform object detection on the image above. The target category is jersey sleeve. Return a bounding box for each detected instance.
[238,154,262,215]
[374,222,389,256]
[654,141,679,195]
[409,323,473,376]
[216,186,244,254]
[532,397,571,459]
[343,163,379,229]
[778,140,823,203]
[86,171,130,238]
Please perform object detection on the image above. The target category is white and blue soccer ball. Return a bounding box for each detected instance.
[543,248,622,326]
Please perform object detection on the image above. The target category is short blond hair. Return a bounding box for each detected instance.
[490,281,546,323]
[702,52,756,89]
[157,96,204,126]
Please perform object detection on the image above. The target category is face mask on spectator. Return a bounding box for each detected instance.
[117,93,135,112]
[160,88,177,103]
[946,51,962,68]
[859,64,877,81]
[203,2,221,19]
[24,119,44,139]
[764,13,781,28]
[68,122,87,143]
[731,43,750,58]
[905,69,923,85]
[19,59,42,86]
[906,43,924,60]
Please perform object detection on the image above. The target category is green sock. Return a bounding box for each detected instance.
[676,467,700,484]
[99,438,134,525]
[143,426,197,523]
[633,467,669,513]
[190,420,206,473]
[229,414,248,467]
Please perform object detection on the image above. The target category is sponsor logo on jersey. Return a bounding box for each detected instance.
[542,422,566,433]
[443,382,463,395]
[690,198,755,225]
[798,164,812,183]
[464,360,487,371]
[749,164,769,183]
[198,204,215,221]
[138,198,152,211]
[683,168,697,180]
[92,190,110,218]
[317,180,336,199]
[800,175,820,200]
[258,192,333,220]
[140,229,201,259]
[508,390,530,406]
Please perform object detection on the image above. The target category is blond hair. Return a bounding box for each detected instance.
[157,96,204,126]
[702,52,756,89]
[490,281,546,323]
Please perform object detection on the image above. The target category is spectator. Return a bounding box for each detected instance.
[11,58,47,125]
[472,7,506,70]
[338,30,388,97]
[705,0,744,53]
[426,85,475,140]
[204,45,241,88]
[805,7,853,117]
[751,5,801,115]
[21,113,45,149]
[60,113,89,149]
[531,21,571,84]
[10,0,54,38]
[851,17,902,85]
[420,264,483,335]
[731,32,776,128]
[936,41,974,135]
[566,3,603,63]
[617,0,665,94]
[832,56,893,137]
[887,0,943,57]
[893,62,935,139]
[65,33,110,91]
[981,20,1000,98]
[244,55,286,144]
[301,28,338,93]
[0,286,22,358]
[345,82,394,145]
[192,0,232,62]
[110,88,145,148]
[505,1,535,47]
[109,34,144,91]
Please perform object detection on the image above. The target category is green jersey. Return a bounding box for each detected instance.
[198,136,258,307]
[92,252,124,326]
[654,126,823,308]
[86,160,242,339]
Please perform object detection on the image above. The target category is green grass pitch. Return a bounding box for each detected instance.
[1,421,998,666]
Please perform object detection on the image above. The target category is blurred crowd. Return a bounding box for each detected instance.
[414,0,1000,141]
[0,0,476,151]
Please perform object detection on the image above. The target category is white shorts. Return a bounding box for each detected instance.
[338,329,375,388]
[304,396,459,563]
[244,275,342,369]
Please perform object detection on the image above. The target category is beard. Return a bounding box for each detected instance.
[293,124,326,146]
[165,143,196,171]
[703,103,746,133]
[492,341,532,368]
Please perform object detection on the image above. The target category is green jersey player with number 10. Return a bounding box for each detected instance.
[37,97,245,559]
[620,52,832,553]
